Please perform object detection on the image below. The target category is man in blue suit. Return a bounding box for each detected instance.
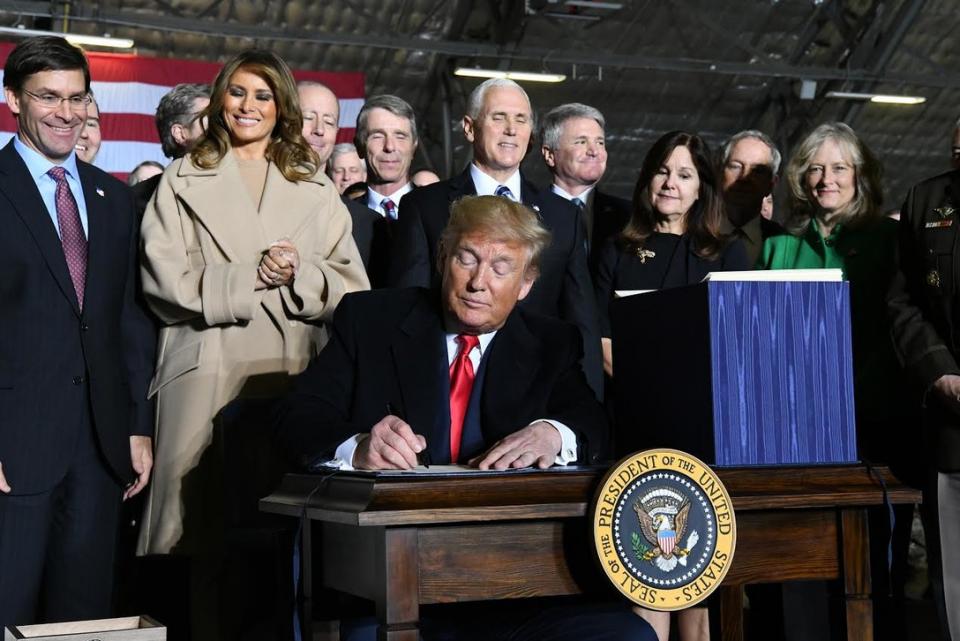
[387,79,603,399]
[276,195,654,641]
[0,36,155,628]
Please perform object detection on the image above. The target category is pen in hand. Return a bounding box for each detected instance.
[386,402,430,468]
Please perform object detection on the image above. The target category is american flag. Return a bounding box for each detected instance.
[0,42,365,181]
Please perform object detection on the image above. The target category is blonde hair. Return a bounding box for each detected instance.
[784,122,884,234]
[437,195,551,279]
[190,49,319,182]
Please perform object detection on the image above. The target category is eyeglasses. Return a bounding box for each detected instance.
[22,89,92,110]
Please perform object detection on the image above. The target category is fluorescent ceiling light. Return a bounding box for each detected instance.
[453,67,566,83]
[825,90,925,105]
[544,12,601,21]
[869,95,926,105]
[0,26,134,49]
[564,0,624,9]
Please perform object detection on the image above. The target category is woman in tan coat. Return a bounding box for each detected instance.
[138,50,368,563]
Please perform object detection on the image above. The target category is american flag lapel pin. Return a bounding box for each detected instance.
[96,187,105,197]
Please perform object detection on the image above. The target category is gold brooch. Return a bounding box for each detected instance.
[635,248,656,264]
[934,205,955,219]
[927,270,941,288]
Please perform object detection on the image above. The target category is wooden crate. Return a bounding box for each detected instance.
[4,616,165,641]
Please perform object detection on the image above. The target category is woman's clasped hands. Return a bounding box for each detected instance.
[256,238,300,290]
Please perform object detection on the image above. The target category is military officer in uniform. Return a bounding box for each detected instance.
[888,167,960,640]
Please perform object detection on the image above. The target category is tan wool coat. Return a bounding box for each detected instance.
[137,150,369,555]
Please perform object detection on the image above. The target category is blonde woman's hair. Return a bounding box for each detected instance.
[784,122,884,235]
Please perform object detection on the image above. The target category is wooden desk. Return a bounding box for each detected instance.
[260,464,919,641]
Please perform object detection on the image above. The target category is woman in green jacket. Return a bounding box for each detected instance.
[758,122,913,640]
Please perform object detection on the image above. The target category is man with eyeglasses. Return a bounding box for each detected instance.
[0,36,155,629]
[131,82,210,216]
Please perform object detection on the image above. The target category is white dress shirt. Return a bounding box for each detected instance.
[328,329,579,469]
[367,182,414,217]
[470,164,522,200]
[551,184,594,205]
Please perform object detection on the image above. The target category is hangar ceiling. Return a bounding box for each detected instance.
[2,0,959,211]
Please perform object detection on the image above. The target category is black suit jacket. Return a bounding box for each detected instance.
[344,197,393,288]
[0,141,155,493]
[131,172,161,219]
[759,216,786,239]
[590,189,632,262]
[275,287,609,467]
[388,168,603,395]
[888,170,960,470]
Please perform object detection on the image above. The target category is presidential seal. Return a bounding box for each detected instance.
[592,449,736,611]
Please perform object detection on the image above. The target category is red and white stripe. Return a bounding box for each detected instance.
[0,42,364,180]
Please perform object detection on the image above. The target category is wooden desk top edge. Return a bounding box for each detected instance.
[259,464,921,526]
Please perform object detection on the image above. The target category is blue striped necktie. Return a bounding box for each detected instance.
[494,185,515,201]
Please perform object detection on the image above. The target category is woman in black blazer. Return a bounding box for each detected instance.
[594,130,749,377]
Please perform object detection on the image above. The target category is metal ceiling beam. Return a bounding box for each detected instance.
[838,0,926,124]
[5,2,960,89]
[743,0,836,136]
[776,0,889,154]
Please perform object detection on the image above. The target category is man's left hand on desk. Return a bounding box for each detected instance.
[470,421,563,470]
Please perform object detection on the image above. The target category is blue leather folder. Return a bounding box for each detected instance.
[610,280,858,466]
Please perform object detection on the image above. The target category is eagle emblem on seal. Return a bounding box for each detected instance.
[632,488,701,572]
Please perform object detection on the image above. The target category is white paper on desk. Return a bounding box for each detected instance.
[702,268,843,282]
[347,465,588,477]
[382,465,475,475]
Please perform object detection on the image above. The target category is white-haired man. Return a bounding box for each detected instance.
[389,79,602,397]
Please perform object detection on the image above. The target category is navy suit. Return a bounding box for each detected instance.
[275,287,608,467]
[387,168,604,397]
[275,287,657,641]
[0,140,154,627]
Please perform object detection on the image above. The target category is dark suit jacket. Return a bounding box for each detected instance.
[344,197,393,288]
[131,172,161,219]
[0,141,155,493]
[888,169,960,471]
[275,287,609,468]
[388,168,604,396]
[590,189,632,262]
[759,216,786,239]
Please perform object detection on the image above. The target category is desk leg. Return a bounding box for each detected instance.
[301,518,313,641]
[376,528,420,641]
[840,508,873,641]
[719,585,744,641]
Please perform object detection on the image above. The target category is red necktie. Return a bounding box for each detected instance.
[381,198,397,220]
[449,334,480,463]
[48,166,87,310]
